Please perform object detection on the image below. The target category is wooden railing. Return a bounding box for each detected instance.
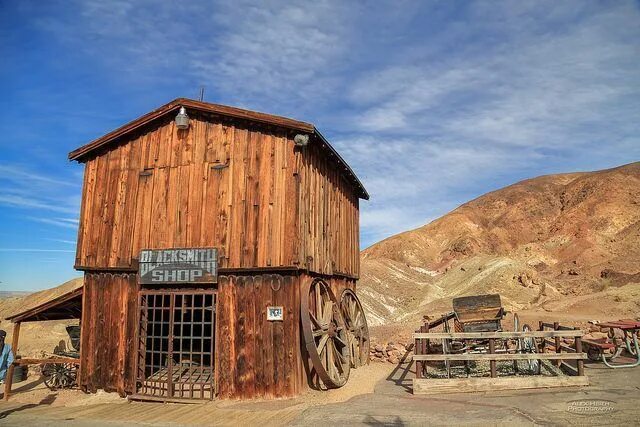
[538,321,584,375]
[412,326,588,394]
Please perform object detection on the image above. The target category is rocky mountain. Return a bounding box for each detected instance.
[359,162,640,325]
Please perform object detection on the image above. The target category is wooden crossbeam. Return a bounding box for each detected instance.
[413,352,587,361]
[14,357,80,365]
[413,330,584,339]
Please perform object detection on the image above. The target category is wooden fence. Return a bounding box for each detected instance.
[413,323,588,394]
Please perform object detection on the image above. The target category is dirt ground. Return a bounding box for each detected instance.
[1,356,639,426]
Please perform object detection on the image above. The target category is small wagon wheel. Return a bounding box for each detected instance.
[517,324,540,374]
[301,278,351,389]
[340,289,370,368]
[42,362,78,390]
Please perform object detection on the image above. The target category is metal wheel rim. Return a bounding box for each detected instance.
[340,288,370,368]
[521,324,540,373]
[301,278,351,389]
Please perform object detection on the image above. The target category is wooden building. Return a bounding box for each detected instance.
[69,98,369,401]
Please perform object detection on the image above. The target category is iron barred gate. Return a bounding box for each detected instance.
[136,290,216,400]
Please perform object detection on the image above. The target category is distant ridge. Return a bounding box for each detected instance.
[359,162,640,325]
[0,291,32,299]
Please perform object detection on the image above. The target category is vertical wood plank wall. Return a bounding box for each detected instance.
[297,142,360,278]
[75,113,361,279]
[216,274,305,399]
[79,272,139,396]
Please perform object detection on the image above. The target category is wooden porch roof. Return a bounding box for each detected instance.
[6,279,83,323]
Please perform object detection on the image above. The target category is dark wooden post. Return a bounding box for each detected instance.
[423,322,429,376]
[554,322,561,367]
[3,321,21,401]
[575,335,584,376]
[489,338,496,378]
[415,325,422,379]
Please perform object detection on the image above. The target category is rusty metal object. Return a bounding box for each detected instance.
[301,278,350,389]
[340,289,370,368]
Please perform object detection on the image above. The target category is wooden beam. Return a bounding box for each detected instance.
[413,330,584,339]
[413,353,587,361]
[412,375,589,394]
[13,357,80,365]
[3,322,21,401]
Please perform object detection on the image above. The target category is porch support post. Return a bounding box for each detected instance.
[3,321,21,401]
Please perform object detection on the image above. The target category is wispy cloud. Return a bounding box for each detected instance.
[44,238,77,245]
[0,248,76,253]
[0,194,78,214]
[0,164,80,218]
[0,164,77,187]
[28,217,79,229]
[16,0,640,249]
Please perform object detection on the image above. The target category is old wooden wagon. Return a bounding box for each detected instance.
[68,98,369,402]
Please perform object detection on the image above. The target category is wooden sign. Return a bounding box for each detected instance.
[139,248,217,284]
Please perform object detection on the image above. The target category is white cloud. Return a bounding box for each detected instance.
[0,165,77,187]
[0,194,78,215]
[44,238,77,245]
[337,1,640,243]
[30,0,640,247]
[29,217,79,229]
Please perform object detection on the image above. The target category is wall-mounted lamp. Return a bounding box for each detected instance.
[175,106,190,130]
[294,134,309,147]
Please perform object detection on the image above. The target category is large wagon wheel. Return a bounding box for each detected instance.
[301,278,351,389]
[340,289,370,368]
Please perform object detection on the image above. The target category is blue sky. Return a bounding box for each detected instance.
[0,1,639,291]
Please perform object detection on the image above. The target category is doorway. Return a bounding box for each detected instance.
[136,290,216,400]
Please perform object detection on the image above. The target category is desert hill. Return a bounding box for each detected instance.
[0,278,82,357]
[359,162,640,325]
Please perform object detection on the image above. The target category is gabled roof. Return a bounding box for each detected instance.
[68,98,369,200]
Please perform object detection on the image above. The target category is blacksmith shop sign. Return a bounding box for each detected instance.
[139,248,218,284]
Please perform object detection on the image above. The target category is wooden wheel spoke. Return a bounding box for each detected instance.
[333,334,347,347]
[310,312,324,330]
[318,334,330,352]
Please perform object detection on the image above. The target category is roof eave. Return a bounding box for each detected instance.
[313,129,369,200]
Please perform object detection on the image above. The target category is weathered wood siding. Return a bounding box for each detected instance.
[297,142,360,278]
[216,274,305,399]
[79,272,139,396]
[75,114,298,271]
[215,273,355,399]
[78,272,355,398]
[75,113,360,278]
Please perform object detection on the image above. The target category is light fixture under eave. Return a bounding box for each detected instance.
[175,106,190,129]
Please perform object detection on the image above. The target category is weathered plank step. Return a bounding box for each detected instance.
[413,375,589,394]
